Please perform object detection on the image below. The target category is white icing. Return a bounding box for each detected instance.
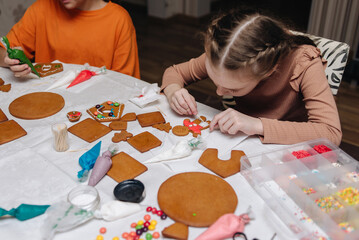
[99,200,141,221]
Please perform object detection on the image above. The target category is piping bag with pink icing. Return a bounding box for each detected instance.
[88,144,118,186]
[196,206,254,240]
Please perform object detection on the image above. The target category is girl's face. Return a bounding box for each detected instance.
[205,58,262,97]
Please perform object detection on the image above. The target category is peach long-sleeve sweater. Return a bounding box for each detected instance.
[161,45,342,145]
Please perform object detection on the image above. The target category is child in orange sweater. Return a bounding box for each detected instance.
[0,0,140,79]
[161,11,342,145]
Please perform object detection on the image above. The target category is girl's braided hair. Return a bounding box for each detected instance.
[205,11,316,78]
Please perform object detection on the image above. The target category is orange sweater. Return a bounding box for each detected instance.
[162,45,342,145]
[1,0,140,79]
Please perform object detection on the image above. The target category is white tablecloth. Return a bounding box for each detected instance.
[0,63,298,240]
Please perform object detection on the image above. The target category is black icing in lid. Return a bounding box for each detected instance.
[113,179,145,203]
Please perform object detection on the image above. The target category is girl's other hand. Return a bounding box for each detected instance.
[164,84,198,115]
[210,108,264,136]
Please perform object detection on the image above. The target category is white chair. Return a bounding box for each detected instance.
[222,33,350,109]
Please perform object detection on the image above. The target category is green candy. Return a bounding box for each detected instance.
[114,102,119,107]
[97,114,103,118]
[145,233,153,240]
[1,36,40,77]
[135,224,143,230]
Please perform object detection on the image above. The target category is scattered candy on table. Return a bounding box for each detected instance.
[315,196,343,213]
[99,227,107,234]
[336,187,359,206]
[96,235,104,240]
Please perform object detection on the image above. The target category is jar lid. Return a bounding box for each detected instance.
[113,179,145,203]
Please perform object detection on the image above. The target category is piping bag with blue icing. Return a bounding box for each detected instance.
[1,36,40,77]
[77,141,102,182]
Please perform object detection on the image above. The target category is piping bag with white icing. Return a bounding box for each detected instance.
[46,70,77,90]
[144,137,206,164]
[94,200,143,221]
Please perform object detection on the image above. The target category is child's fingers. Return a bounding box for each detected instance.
[4,56,20,65]
[182,93,197,115]
[172,98,189,115]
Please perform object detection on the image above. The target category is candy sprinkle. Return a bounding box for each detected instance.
[302,187,316,195]
[315,196,343,213]
[338,222,355,233]
[336,187,359,206]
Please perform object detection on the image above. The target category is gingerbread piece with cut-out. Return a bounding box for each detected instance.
[34,63,63,77]
[87,101,125,122]
[112,130,133,143]
[152,122,172,133]
[198,148,245,178]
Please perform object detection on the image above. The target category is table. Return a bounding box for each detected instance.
[0,63,320,240]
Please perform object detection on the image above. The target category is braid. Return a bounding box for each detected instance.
[205,11,316,78]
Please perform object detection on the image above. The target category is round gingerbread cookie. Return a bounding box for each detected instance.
[172,125,189,136]
[157,172,238,227]
[9,92,65,119]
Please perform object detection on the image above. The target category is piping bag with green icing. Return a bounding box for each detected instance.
[0,204,50,221]
[1,36,40,77]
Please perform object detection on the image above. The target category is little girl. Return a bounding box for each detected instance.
[161,11,342,145]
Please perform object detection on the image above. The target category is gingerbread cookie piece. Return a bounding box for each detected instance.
[67,111,82,122]
[0,120,27,145]
[127,131,162,153]
[183,117,210,137]
[0,78,4,85]
[120,112,136,122]
[87,101,125,122]
[137,111,165,127]
[9,92,64,119]
[158,172,237,227]
[68,118,112,143]
[0,108,8,123]
[172,125,189,136]
[0,84,11,92]
[152,122,172,133]
[162,222,188,240]
[34,63,63,77]
[109,121,127,131]
[199,148,245,178]
[112,130,133,143]
[107,152,148,183]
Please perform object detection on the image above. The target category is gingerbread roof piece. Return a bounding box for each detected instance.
[127,131,162,153]
[162,222,188,240]
[109,121,127,130]
[199,148,245,178]
[87,101,124,122]
[68,118,112,143]
[0,120,27,145]
[107,152,148,183]
[137,111,165,127]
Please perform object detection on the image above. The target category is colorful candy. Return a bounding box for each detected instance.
[152,232,160,239]
[99,227,107,234]
[144,214,151,221]
[96,235,104,240]
[292,150,311,159]
[338,222,354,233]
[313,144,332,154]
[302,187,316,195]
[336,187,359,206]
[113,237,120,240]
[315,196,343,212]
[346,172,359,182]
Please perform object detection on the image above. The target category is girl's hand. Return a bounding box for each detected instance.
[164,84,198,115]
[210,108,264,136]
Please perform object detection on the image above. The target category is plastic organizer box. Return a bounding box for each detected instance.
[241,138,359,240]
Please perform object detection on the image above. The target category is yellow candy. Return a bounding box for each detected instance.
[148,225,155,231]
[96,235,104,240]
[150,220,157,226]
[113,237,120,240]
[137,220,144,225]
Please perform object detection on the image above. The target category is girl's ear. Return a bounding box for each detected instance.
[263,64,278,79]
